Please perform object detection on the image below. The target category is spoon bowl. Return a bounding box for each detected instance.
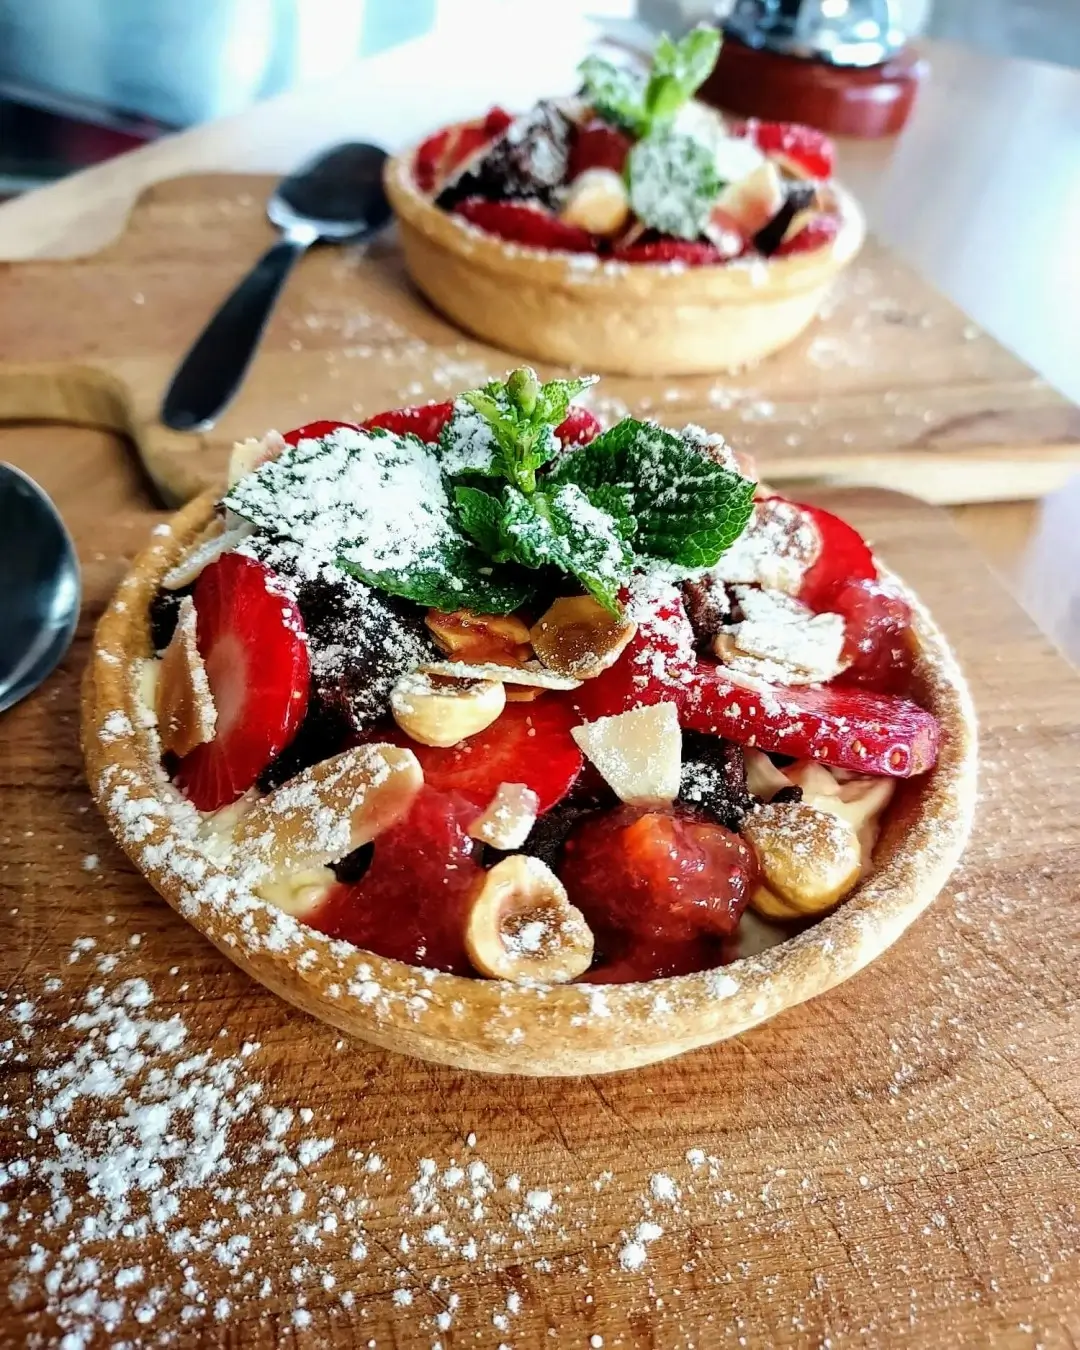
[0,463,81,713]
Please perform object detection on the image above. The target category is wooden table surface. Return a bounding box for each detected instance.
[3,424,1080,1350]
[3,21,1080,1348]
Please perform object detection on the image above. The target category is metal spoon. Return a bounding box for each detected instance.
[0,463,81,714]
[161,142,391,433]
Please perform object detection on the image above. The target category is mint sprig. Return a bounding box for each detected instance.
[626,128,722,241]
[578,25,721,139]
[439,369,595,491]
[547,418,755,569]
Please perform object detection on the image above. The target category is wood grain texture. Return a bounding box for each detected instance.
[0,174,1078,508]
[2,424,1079,1348]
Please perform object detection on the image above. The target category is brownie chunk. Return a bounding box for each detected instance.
[678,732,752,831]
[437,102,574,210]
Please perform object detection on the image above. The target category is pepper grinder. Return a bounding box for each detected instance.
[700,0,927,137]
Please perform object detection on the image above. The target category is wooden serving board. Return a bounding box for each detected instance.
[1,174,1079,508]
[2,421,1080,1348]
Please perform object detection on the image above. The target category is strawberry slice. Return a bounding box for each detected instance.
[612,239,725,267]
[683,664,939,777]
[174,554,310,810]
[831,578,915,694]
[573,586,697,722]
[414,107,513,193]
[454,198,596,253]
[774,214,840,257]
[742,120,835,180]
[569,120,633,178]
[791,500,877,612]
[282,420,360,447]
[399,699,583,813]
[360,402,454,443]
[555,406,602,446]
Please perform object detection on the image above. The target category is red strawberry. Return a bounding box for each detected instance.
[774,214,840,257]
[310,786,483,975]
[282,420,360,447]
[683,665,939,777]
[792,500,877,612]
[414,127,452,193]
[831,578,915,694]
[414,107,513,193]
[360,402,453,443]
[573,587,696,722]
[454,198,596,253]
[612,239,725,267]
[398,699,583,813]
[742,120,835,180]
[569,120,633,178]
[555,406,602,446]
[174,554,310,810]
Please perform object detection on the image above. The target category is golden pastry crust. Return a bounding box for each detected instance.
[82,494,977,1076]
[384,141,866,376]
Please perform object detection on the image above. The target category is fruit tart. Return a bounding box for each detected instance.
[83,371,976,1074]
[384,27,865,376]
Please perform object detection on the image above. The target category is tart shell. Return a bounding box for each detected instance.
[82,494,977,1076]
[384,145,866,376]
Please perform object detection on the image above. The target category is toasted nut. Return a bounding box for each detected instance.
[711,587,847,686]
[161,519,254,591]
[572,702,681,806]
[425,609,532,666]
[530,596,636,680]
[418,660,579,690]
[227,430,287,487]
[710,497,822,595]
[744,748,796,802]
[786,761,895,869]
[157,597,217,757]
[235,743,422,880]
[560,168,631,237]
[468,783,540,850]
[743,800,861,919]
[464,855,594,984]
[256,866,336,918]
[391,671,505,747]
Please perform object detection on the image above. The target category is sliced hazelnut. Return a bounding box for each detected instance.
[425,608,532,666]
[530,596,636,680]
[742,800,861,920]
[157,597,217,757]
[390,671,505,747]
[786,761,895,869]
[468,783,541,850]
[227,429,287,487]
[560,168,631,237]
[464,855,594,984]
[235,743,422,880]
[572,702,681,806]
[161,519,254,591]
[418,660,579,690]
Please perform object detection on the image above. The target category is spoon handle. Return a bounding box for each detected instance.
[161,228,315,433]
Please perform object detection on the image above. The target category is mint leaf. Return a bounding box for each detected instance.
[627,128,721,240]
[496,485,632,614]
[342,539,536,615]
[645,26,721,126]
[548,418,755,570]
[578,54,647,136]
[454,485,505,555]
[440,369,596,494]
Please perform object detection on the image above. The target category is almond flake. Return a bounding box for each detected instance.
[157,598,217,757]
[571,702,681,806]
[418,661,580,690]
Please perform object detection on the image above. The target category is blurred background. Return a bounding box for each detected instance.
[1,0,1077,199]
